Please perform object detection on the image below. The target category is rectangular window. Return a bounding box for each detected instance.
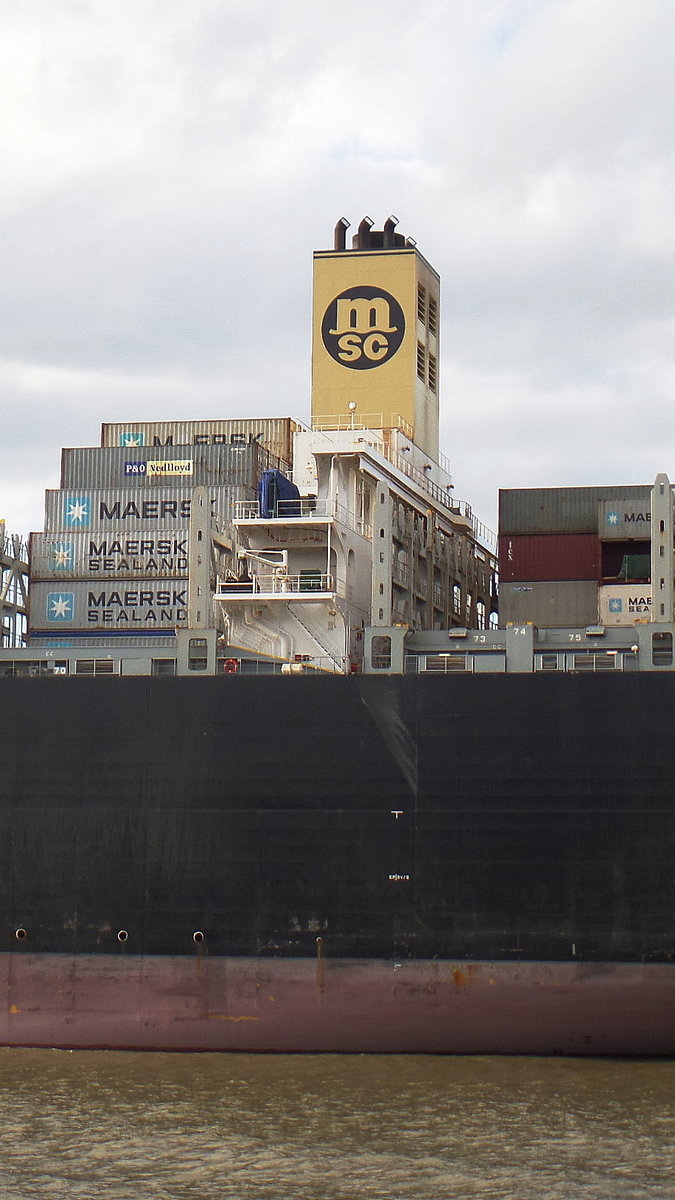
[424,653,471,673]
[74,659,115,675]
[371,634,392,670]
[416,342,426,381]
[652,631,673,666]
[538,653,560,672]
[188,637,208,671]
[572,653,618,671]
[417,285,426,322]
[152,659,176,676]
[428,296,438,336]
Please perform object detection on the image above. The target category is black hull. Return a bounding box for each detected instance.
[2,674,674,1052]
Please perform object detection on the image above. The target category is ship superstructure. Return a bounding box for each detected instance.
[215,217,497,669]
[22,219,497,672]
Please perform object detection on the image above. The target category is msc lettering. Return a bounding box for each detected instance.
[321,286,405,370]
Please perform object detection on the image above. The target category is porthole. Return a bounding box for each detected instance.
[193,930,205,944]
[117,929,129,943]
[15,928,27,941]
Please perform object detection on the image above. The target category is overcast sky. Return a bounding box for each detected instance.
[2,0,674,540]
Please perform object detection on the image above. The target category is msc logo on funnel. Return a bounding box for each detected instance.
[321,287,405,369]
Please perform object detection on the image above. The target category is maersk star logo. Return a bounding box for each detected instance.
[609,598,623,613]
[47,592,74,622]
[64,496,91,526]
[120,432,145,446]
[48,542,74,571]
[607,511,619,526]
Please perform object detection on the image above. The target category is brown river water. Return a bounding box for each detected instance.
[0,1050,672,1198]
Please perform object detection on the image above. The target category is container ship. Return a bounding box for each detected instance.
[0,219,673,1056]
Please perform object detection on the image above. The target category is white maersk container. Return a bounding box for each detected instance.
[30,530,189,580]
[598,499,651,541]
[43,486,239,532]
[598,585,652,627]
[28,580,189,634]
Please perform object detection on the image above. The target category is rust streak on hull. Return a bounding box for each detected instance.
[1,953,674,1055]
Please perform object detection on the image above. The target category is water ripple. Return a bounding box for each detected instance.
[0,1050,672,1198]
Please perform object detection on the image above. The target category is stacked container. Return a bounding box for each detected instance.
[28,434,280,644]
[498,485,651,628]
[596,497,652,626]
[100,417,298,471]
[61,442,277,491]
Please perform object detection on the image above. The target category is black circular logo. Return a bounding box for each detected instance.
[321,286,405,370]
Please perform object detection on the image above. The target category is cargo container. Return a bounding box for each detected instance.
[61,443,277,492]
[499,486,650,535]
[43,486,242,532]
[598,498,651,540]
[498,580,598,629]
[28,580,188,634]
[30,530,189,580]
[100,417,299,468]
[598,584,652,627]
[499,533,600,583]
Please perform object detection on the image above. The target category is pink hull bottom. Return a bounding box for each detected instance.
[1,953,673,1055]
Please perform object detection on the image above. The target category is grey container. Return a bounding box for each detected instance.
[30,530,189,580]
[29,579,189,633]
[43,485,242,531]
[100,417,298,468]
[61,442,276,491]
[498,580,598,629]
[499,486,651,535]
[598,498,651,540]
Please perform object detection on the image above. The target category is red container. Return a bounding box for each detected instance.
[499,533,600,583]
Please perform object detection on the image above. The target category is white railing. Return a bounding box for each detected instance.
[215,573,334,598]
[233,471,494,555]
[309,418,496,550]
[216,655,348,675]
[312,414,414,440]
[233,499,372,541]
[381,445,496,551]
[353,513,372,537]
[234,498,334,521]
